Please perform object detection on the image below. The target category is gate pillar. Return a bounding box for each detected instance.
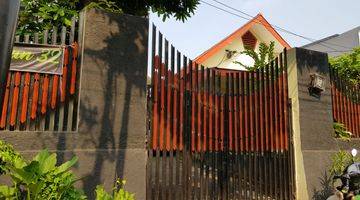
[77,9,148,199]
[287,48,339,199]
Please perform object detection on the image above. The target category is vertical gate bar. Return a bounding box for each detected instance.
[197,64,201,152]
[10,72,21,128]
[169,43,175,200]
[249,71,254,199]
[200,65,206,200]
[335,70,341,127]
[342,73,347,134]
[349,86,354,136]
[265,63,271,198]
[283,48,290,151]
[155,31,163,200]
[345,80,350,134]
[269,61,275,153]
[233,73,238,154]
[26,72,34,130]
[348,83,353,134]
[240,71,246,199]
[279,54,285,152]
[230,73,236,199]
[0,74,11,129]
[55,26,66,131]
[280,53,287,199]
[211,69,216,200]
[259,67,265,200]
[223,73,229,200]
[275,58,280,199]
[209,69,213,199]
[20,72,31,125]
[274,58,280,152]
[188,59,194,200]
[192,63,196,153]
[215,72,219,153]
[147,24,156,200]
[353,85,357,136]
[239,72,244,153]
[255,69,260,200]
[193,62,199,199]
[30,73,40,121]
[270,60,276,199]
[235,72,241,199]
[216,71,221,199]
[352,85,357,137]
[16,70,24,130]
[205,67,210,199]
[332,68,337,124]
[182,55,188,200]
[244,71,249,199]
[68,42,78,131]
[163,39,169,200]
[228,73,233,199]
[48,27,59,131]
[175,50,181,200]
[5,73,15,130]
[338,69,344,128]
[244,72,249,153]
[229,73,233,153]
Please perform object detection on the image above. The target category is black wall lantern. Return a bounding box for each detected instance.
[309,73,325,98]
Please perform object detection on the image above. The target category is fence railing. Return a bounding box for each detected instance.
[0,17,80,131]
[147,24,296,200]
[330,67,360,137]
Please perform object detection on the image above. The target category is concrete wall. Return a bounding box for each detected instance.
[0,9,148,200]
[287,48,360,200]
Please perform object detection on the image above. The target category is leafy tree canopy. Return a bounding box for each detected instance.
[329,47,360,84]
[18,0,199,34]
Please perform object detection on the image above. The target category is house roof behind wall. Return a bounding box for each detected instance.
[194,14,291,64]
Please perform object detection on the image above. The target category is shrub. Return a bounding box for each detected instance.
[0,140,86,200]
[0,140,136,200]
[95,179,135,200]
[329,150,360,177]
[333,122,352,141]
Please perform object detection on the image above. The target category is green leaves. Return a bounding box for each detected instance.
[234,41,276,71]
[329,47,360,84]
[333,122,352,141]
[0,140,84,200]
[18,0,199,35]
[95,179,135,200]
[329,150,360,177]
[0,185,17,199]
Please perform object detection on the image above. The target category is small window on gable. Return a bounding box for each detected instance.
[242,31,257,50]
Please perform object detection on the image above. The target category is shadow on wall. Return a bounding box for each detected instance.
[57,9,147,198]
[312,171,334,200]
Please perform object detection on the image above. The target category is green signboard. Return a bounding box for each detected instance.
[10,43,65,75]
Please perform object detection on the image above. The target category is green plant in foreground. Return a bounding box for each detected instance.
[333,122,352,141]
[329,150,360,177]
[95,179,135,200]
[0,140,86,200]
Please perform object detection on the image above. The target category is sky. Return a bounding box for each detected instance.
[149,0,360,59]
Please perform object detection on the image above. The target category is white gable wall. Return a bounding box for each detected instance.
[200,25,286,71]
